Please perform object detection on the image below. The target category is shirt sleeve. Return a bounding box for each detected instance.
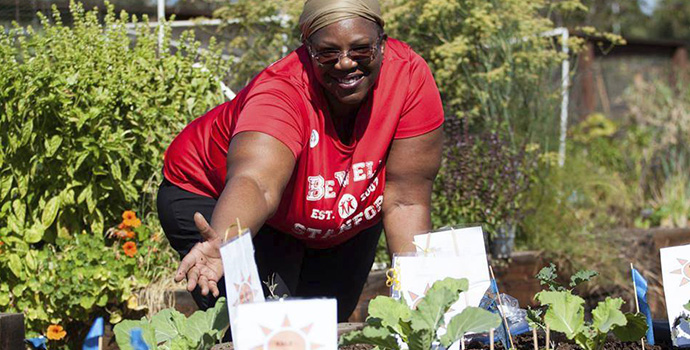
[232,79,307,159]
[394,53,445,139]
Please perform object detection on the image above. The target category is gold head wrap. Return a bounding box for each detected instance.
[298,0,384,40]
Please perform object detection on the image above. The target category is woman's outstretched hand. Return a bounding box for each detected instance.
[174,212,224,297]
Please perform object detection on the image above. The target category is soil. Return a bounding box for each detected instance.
[463,331,666,350]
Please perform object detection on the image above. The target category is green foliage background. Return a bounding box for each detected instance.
[0,2,230,347]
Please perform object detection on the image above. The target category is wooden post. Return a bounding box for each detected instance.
[490,328,495,350]
[0,313,25,350]
[672,47,689,85]
[546,325,550,350]
[533,328,538,350]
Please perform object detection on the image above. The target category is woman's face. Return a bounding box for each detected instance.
[307,18,385,107]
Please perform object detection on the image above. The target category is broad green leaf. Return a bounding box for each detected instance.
[77,184,92,204]
[80,295,96,309]
[41,196,60,228]
[0,175,11,201]
[569,270,598,288]
[536,290,584,339]
[111,160,122,181]
[685,301,690,312]
[612,313,647,342]
[12,200,25,226]
[25,249,38,270]
[0,290,10,306]
[8,254,23,278]
[410,286,459,332]
[440,307,502,347]
[367,296,411,336]
[340,326,401,350]
[592,297,626,333]
[180,297,229,342]
[149,308,183,344]
[408,328,433,350]
[114,319,156,350]
[44,135,63,157]
[17,175,28,198]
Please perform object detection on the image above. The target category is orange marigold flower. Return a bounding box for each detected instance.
[125,231,136,239]
[123,218,142,228]
[118,222,126,230]
[123,241,137,257]
[47,324,67,340]
[122,210,137,221]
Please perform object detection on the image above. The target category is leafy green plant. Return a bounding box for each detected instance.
[536,263,598,291]
[535,291,647,350]
[0,211,178,348]
[340,278,501,350]
[114,297,229,350]
[0,0,228,247]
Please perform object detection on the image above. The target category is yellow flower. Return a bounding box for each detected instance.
[47,324,66,340]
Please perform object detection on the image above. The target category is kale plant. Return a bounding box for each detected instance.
[114,297,229,350]
[340,278,501,350]
[536,263,598,291]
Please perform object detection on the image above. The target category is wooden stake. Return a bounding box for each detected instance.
[631,263,646,350]
[489,266,516,350]
[546,325,550,350]
[490,328,495,350]
[460,336,465,350]
[98,336,103,350]
[450,227,459,256]
[532,328,538,350]
[424,231,432,255]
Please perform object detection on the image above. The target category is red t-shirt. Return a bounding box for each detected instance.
[163,38,443,248]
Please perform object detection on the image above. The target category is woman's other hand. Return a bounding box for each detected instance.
[174,212,224,297]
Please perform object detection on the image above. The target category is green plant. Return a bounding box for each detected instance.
[535,291,647,350]
[531,265,647,350]
[0,212,178,348]
[0,0,228,247]
[114,297,229,350]
[535,263,598,292]
[340,278,501,350]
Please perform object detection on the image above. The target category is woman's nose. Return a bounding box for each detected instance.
[334,54,358,70]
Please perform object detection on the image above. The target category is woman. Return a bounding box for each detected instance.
[157,0,444,322]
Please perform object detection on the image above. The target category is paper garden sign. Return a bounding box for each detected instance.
[220,230,266,345]
[411,226,492,308]
[234,299,338,350]
[660,243,690,347]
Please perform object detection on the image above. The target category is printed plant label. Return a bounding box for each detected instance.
[660,243,690,347]
[234,299,338,350]
[412,226,491,308]
[220,231,265,346]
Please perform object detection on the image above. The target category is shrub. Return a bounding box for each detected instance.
[0,1,228,246]
[0,2,230,347]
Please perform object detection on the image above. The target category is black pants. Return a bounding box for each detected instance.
[157,178,382,323]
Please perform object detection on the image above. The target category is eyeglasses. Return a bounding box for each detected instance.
[307,34,385,67]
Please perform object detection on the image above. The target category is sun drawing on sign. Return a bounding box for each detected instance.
[252,316,322,350]
[233,273,258,306]
[671,258,690,287]
[407,284,431,310]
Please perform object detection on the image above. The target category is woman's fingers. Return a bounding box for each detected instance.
[198,275,210,296]
[208,280,220,297]
[175,249,198,282]
[186,266,200,292]
[194,212,217,241]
